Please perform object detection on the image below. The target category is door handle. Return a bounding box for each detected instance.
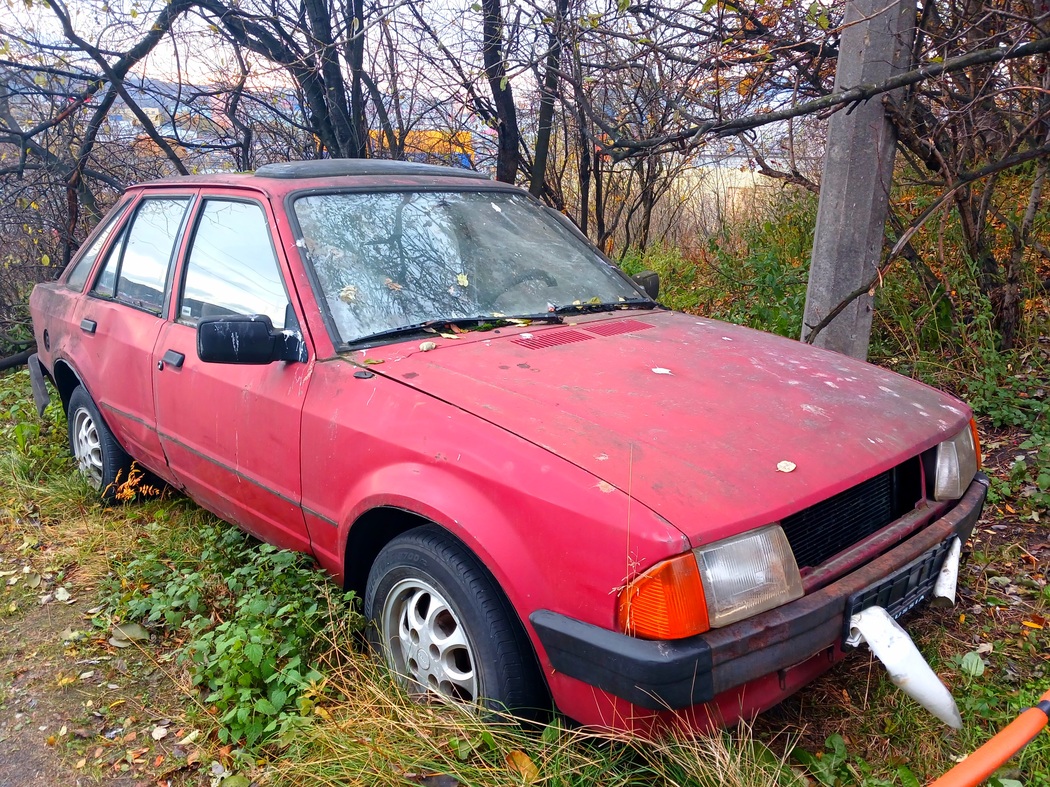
[157,349,185,371]
[80,318,97,334]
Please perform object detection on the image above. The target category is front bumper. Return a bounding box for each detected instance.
[531,473,988,711]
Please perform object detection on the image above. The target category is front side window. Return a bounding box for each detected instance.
[293,190,641,344]
[65,201,131,292]
[113,198,190,313]
[179,200,289,329]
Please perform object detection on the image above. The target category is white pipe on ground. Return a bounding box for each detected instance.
[932,537,962,607]
[846,605,963,729]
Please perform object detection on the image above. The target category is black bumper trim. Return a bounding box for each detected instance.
[28,353,51,416]
[531,474,988,711]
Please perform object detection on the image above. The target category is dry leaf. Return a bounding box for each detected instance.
[456,273,469,287]
[419,342,437,352]
[506,750,539,782]
[776,460,797,473]
[384,278,403,291]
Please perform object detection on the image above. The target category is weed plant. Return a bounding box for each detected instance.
[101,518,360,747]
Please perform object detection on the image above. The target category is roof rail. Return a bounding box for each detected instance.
[254,159,490,180]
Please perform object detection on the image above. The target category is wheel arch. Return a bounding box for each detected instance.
[52,358,86,414]
[342,506,432,597]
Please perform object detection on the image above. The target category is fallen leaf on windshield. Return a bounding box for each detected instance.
[456,273,469,287]
[384,278,403,291]
[338,285,358,304]
[776,461,797,473]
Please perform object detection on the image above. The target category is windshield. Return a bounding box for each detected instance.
[292,190,643,344]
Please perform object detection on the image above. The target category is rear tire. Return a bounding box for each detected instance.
[364,525,547,716]
[67,386,132,501]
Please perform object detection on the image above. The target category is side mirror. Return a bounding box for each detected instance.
[632,270,660,300]
[197,315,304,365]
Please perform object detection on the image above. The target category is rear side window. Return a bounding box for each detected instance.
[65,201,130,292]
[115,198,190,313]
[179,200,289,329]
[92,225,126,298]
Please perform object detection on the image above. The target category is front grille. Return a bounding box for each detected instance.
[782,460,920,569]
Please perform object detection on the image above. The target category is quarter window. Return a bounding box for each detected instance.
[179,200,289,329]
[65,201,130,292]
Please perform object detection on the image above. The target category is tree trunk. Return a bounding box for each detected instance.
[529,0,568,198]
[481,0,521,182]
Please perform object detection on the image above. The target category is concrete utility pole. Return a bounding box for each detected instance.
[801,0,915,360]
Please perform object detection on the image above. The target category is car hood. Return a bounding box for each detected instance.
[361,310,971,545]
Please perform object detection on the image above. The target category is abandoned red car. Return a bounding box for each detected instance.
[28,160,987,732]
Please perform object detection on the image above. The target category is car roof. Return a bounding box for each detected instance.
[131,159,500,197]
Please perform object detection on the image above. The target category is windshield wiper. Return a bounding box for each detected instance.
[347,314,563,346]
[553,298,657,315]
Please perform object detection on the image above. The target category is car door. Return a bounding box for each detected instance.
[73,194,195,480]
[152,194,313,553]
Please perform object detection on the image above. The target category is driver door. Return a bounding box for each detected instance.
[152,195,313,553]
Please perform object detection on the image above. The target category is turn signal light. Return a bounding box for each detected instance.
[970,417,982,470]
[617,553,709,639]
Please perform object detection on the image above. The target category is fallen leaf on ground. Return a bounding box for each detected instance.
[506,750,539,782]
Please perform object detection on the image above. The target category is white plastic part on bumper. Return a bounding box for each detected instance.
[932,537,962,607]
[846,605,963,729]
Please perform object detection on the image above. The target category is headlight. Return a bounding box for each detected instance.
[933,421,979,501]
[617,525,803,639]
[693,525,803,627]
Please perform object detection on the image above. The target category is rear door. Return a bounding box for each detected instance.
[152,194,313,552]
[73,194,195,479]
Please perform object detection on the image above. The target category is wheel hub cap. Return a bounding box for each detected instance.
[381,578,478,703]
[72,408,104,490]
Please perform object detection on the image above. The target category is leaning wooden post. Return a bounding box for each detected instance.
[801,0,915,360]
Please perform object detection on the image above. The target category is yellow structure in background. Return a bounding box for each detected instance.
[369,130,474,166]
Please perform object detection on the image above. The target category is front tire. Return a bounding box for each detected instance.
[67,386,132,500]
[365,526,546,715]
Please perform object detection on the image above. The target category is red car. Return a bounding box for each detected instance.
[28,160,986,733]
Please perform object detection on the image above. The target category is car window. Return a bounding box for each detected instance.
[179,200,289,329]
[91,224,127,298]
[65,201,131,292]
[293,191,639,343]
[114,198,191,313]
